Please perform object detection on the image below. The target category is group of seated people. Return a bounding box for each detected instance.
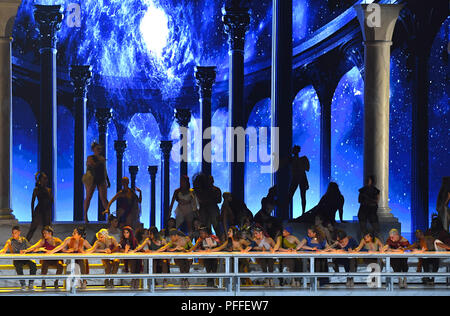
[0,212,449,291]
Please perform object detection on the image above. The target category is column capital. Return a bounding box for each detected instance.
[70,65,92,100]
[114,140,127,157]
[148,166,158,177]
[354,4,404,43]
[195,66,217,98]
[174,108,192,128]
[33,4,64,50]
[160,140,173,159]
[222,3,250,51]
[128,165,139,176]
[95,108,113,131]
[0,1,20,38]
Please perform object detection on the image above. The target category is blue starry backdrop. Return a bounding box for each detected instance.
[10,0,449,233]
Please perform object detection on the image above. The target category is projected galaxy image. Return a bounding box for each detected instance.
[10,0,449,236]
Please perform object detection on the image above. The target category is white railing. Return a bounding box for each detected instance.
[0,252,449,295]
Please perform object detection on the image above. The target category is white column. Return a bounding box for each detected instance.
[354,4,404,221]
[0,1,21,221]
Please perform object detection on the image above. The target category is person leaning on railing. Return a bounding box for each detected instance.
[0,226,36,291]
[351,231,385,271]
[47,226,91,289]
[190,226,221,288]
[383,229,410,289]
[273,227,303,288]
[242,226,276,287]
[157,229,193,289]
[324,230,359,288]
[85,229,120,289]
[130,226,169,288]
[23,226,63,289]
[212,226,252,286]
[295,226,329,286]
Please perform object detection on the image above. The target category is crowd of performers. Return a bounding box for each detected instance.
[2,143,449,291]
[1,212,450,291]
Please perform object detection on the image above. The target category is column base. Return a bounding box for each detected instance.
[377,207,399,223]
[0,209,16,221]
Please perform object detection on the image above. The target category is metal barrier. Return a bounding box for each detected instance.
[0,252,449,295]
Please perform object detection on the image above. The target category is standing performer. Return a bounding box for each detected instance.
[288,146,310,215]
[193,174,222,236]
[169,176,198,235]
[83,142,110,223]
[26,172,53,242]
[357,175,380,236]
[104,177,142,229]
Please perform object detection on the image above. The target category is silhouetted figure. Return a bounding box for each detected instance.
[26,172,53,242]
[103,177,142,230]
[83,142,110,223]
[220,192,253,235]
[437,177,450,232]
[288,146,310,215]
[358,175,380,236]
[292,182,345,225]
[193,174,222,236]
[254,198,282,240]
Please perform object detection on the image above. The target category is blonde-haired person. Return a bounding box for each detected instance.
[384,229,410,289]
[83,141,110,223]
[86,229,120,288]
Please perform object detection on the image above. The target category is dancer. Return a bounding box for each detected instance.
[406,229,439,285]
[436,177,450,231]
[87,229,120,288]
[191,227,221,287]
[157,229,194,288]
[383,229,410,289]
[326,230,359,287]
[23,226,63,289]
[221,193,253,238]
[273,227,303,287]
[213,227,251,285]
[293,182,345,225]
[0,226,36,290]
[107,215,121,242]
[357,175,380,236]
[104,177,141,229]
[193,173,222,236]
[48,227,91,289]
[288,145,310,215]
[169,176,198,235]
[131,226,169,288]
[119,226,141,289]
[26,172,53,242]
[243,226,276,287]
[161,218,178,242]
[83,141,110,223]
[296,226,330,286]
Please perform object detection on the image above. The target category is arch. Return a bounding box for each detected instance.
[211,107,229,197]
[428,17,449,219]
[291,85,321,218]
[245,98,272,214]
[11,96,37,222]
[55,104,75,221]
[330,66,364,221]
[123,113,162,228]
[244,79,271,126]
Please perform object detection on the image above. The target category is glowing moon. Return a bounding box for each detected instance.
[140,3,169,58]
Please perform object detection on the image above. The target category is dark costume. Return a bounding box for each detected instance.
[292,189,344,225]
[288,155,310,214]
[193,175,221,236]
[357,185,380,236]
[26,186,52,241]
[116,189,141,229]
[87,155,109,187]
